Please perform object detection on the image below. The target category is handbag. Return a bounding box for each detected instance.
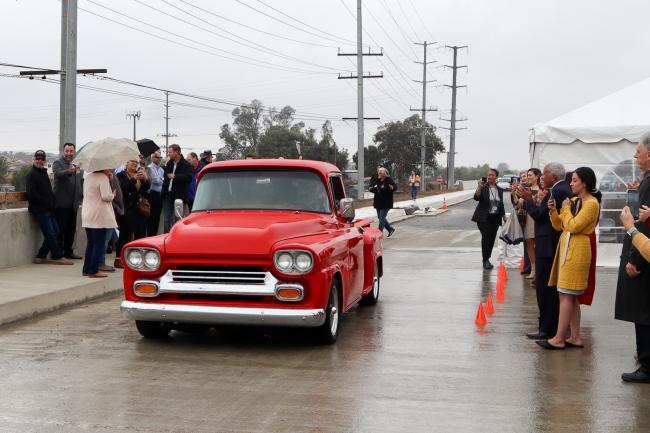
[499,213,524,245]
[138,196,151,217]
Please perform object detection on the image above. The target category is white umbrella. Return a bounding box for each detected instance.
[72,137,140,172]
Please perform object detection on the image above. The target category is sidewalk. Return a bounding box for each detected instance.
[356,185,477,224]
[0,261,122,327]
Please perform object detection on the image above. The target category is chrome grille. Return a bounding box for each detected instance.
[170,266,266,285]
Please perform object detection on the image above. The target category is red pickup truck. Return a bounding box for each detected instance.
[120,159,383,343]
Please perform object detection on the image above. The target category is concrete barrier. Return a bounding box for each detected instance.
[0,208,87,269]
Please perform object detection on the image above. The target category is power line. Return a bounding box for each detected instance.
[395,0,421,41]
[377,0,418,57]
[233,0,358,46]
[408,0,436,42]
[133,0,347,72]
[174,0,341,49]
[77,3,330,75]
[253,0,357,45]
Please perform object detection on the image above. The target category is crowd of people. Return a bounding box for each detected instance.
[472,133,650,383]
[24,143,211,277]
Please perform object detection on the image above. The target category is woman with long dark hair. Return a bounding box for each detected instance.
[523,168,542,280]
[537,167,601,350]
[471,168,506,270]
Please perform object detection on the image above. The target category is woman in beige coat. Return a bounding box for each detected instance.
[81,170,117,278]
[537,167,601,350]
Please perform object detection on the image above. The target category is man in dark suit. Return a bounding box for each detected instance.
[518,162,573,340]
[161,144,193,233]
[616,134,650,383]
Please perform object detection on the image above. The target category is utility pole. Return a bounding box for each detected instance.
[157,91,178,158]
[59,0,77,154]
[19,1,105,153]
[410,41,437,192]
[126,111,141,141]
[337,0,383,199]
[440,45,468,187]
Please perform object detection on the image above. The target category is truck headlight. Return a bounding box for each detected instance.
[125,247,161,272]
[274,250,314,275]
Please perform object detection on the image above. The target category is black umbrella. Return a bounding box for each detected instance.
[136,138,160,158]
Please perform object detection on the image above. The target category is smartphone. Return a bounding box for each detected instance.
[628,189,640,219]
[481,177,487,184]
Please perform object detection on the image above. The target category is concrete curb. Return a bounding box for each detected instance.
[367,193,473,227]
[0,267,122,328]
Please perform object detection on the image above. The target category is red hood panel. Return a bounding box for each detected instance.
[164,211,332,258]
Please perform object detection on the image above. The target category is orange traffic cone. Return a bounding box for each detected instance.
[485,292,495,315]
[496,280,506,302]
[519,256,525,272]
[441,196,448,210]
[475,302,488,325]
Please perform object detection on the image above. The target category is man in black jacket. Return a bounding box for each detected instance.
[616,133,650,383]
[25,150,72,265]
[369,167,397,237]
[518,162,573,340]
[161,144,193,232]
[52,142,83,259]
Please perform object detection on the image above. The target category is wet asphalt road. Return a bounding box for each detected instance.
[1,199,649,432]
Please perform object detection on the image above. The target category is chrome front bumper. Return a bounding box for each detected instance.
[120,300,325,327]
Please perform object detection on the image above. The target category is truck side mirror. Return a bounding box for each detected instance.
[338,198,355,222]
[174,199,184,220]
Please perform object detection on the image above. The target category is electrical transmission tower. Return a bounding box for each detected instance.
[410,41,437,192]
[126,111,141,141]
[439,45,468,187]
[337,0,383,199]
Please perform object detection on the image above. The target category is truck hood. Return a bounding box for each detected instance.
[163,210,333,258]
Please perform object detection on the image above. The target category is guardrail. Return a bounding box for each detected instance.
[0,192,27,209]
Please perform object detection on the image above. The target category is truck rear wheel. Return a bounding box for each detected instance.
[360,261,380,305]
[135,320,171,339]
[315,279,340,344]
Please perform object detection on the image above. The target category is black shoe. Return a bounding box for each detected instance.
[483,260,494,270]
[387,228,396,238]
[536,340,565,350]
[526,331,550,340]
[622,368,650,383]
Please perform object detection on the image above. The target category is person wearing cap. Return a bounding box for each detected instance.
[25,150,73,265]
[52,142,83,260]
[200,149,213,167]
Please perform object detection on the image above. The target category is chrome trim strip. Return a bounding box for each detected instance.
[158,270,280,296]
[120,300,325,327]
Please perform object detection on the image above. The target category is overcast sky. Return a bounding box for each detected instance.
[2,0,650,169]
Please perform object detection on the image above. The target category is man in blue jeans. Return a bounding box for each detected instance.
[25,150,73,265]
[369,167,397,237]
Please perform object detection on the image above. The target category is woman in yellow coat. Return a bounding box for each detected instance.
[537,167,601,350]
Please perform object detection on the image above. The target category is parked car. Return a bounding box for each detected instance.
[120,160,384,344]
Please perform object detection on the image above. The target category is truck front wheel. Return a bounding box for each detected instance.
[315,279,340,344]
[135,320,171,339]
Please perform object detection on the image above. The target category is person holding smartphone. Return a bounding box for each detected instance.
[615,132,650,383]
[471,168,506,270]
[621,205,650,260]
[519,162,573,340]
[369,167,397,237]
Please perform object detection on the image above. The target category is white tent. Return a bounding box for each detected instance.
[530,77,649,266]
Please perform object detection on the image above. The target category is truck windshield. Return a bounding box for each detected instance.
[192,169,331,213]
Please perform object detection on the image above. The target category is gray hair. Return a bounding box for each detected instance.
[378,167,389,176]
[544,162,566,182]
[641,131,650,151]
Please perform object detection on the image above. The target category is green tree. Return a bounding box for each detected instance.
[218,99,265,158]
[12,165,30,192]
[353,115,444,183]
[0,156,8,182]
